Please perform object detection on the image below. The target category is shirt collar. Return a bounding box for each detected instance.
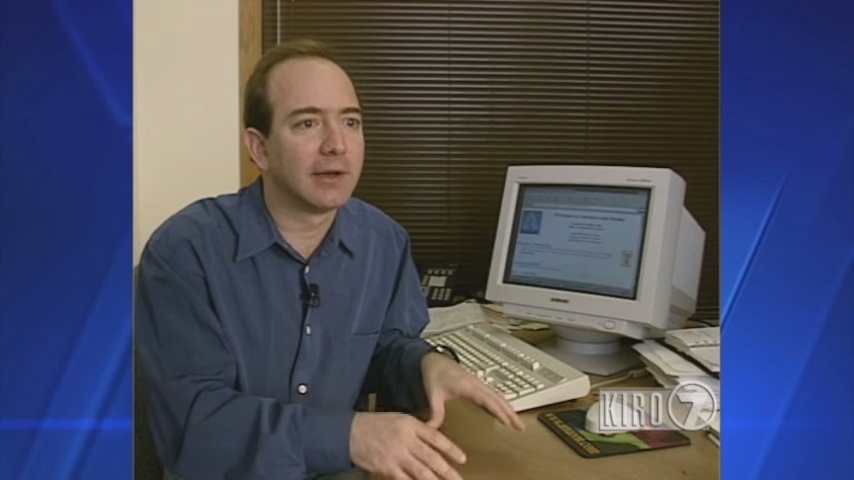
[326,198,360,257]
[235,178,360,262]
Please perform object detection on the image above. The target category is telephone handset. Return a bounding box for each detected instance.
[420,265,459,307]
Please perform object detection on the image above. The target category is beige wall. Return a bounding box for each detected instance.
[134,0,241,263]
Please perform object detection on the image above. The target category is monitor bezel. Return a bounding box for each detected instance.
[485,165,686,330]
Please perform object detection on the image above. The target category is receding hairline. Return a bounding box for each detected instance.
[264,56,361,116]
[243,39,360,135]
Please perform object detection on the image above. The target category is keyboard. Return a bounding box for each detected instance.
[425,323,590,412]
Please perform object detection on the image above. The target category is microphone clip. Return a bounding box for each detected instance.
[302,283,321,308]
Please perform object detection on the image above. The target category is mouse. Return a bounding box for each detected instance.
[585,400,649,435]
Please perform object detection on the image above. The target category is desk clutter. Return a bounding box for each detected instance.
[632,339,720,401]
[422,300,552,335]
[664,326,720,373]
[631,325,721,448]
[631,327,720,400]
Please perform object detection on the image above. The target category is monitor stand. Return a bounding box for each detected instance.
[539,326,641,376]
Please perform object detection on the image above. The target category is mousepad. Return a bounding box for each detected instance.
[537,408,691,458]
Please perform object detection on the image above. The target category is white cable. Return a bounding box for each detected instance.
[590,368,650,393]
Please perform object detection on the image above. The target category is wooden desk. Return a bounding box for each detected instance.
[367,317,719,479]
[436,379,719,480]
[431,314,720,479]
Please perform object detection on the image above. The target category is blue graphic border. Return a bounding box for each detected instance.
[0,0,851,478]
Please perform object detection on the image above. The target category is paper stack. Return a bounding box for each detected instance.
[664,326,720,373]
[632,327,721,444]
[631,340,720,409]
[422,301,490,337]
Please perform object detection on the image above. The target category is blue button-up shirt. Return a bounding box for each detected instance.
[135,179,433,479]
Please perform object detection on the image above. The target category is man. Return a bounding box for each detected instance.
[135,38,524,480]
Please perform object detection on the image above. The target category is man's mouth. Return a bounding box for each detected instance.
[313,170,346,179]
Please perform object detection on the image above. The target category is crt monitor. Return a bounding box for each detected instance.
[485,165,705,375]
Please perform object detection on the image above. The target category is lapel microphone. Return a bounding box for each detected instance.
[302,283,321,308]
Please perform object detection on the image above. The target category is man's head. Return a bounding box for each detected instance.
[243,39,364,214]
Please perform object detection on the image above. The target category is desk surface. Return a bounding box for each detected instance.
[372,321,720,479]
[367,378,719,480]
[437,386,719,480]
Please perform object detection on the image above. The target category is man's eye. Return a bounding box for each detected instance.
[296,119,317,129]
[345,118,362,128]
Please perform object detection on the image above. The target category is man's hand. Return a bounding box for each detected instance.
[350,412,466,480]
[421,352,526,431]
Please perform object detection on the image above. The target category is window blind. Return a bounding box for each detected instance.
[258,0,719,321]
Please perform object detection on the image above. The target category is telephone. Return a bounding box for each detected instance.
[419,265,459,307]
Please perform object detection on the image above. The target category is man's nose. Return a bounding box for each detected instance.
[320,124,346,156]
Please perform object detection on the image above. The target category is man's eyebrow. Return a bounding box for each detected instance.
[287,106,363,118]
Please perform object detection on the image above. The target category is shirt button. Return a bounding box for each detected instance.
[297,384,308,395]
[305,325,312,335]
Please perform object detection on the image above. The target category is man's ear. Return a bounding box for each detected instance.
[243,128,269,172]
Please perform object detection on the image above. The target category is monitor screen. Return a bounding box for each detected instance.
[503,184,651,300]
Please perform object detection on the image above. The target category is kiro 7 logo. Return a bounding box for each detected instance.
[598,381,718,432]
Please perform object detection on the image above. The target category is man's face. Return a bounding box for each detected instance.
[259,57,364,213]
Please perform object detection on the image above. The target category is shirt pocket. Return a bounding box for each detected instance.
[321,311,383,338]
[346,331,381,375]
[314,330,379,407]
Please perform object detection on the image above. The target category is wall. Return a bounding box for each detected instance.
[134,0,241,263]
